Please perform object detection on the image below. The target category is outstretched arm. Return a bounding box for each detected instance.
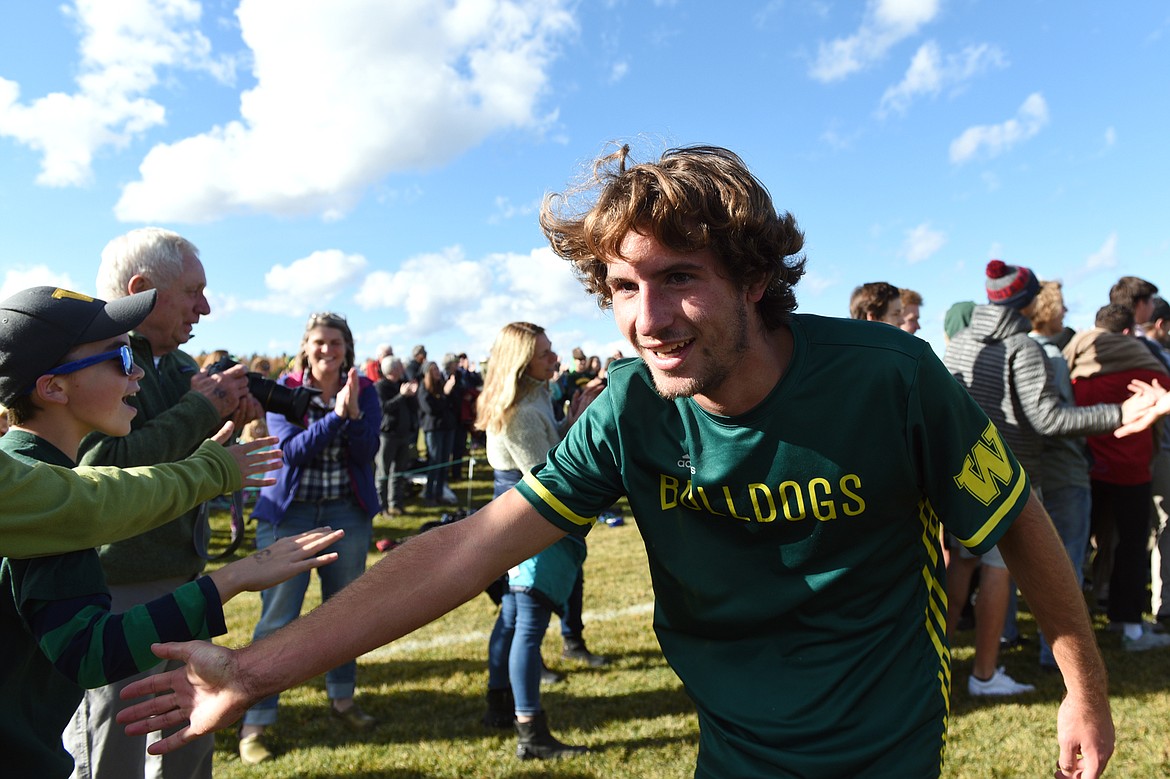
[118,489,566,752]
[206,528,343,602]
[997,493,1114,779]
[1113,378,1170,438]
[2,430,281,559]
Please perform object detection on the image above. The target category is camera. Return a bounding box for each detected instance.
[205,356,320,423]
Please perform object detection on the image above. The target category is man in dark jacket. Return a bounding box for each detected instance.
[376,356,419,514]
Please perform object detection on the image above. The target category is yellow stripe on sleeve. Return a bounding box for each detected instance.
[957,468,1027,548]
[521,472,596,528]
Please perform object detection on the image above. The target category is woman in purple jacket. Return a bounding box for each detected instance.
[237,312,381,764]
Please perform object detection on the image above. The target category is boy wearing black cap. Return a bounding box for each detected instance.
[0,286,344,777]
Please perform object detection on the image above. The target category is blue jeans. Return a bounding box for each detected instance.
[489,468,586,645]
[561,569,585,639]
[510,592,554,716]
[486,466,564,715]
[487,469,522,692]
[487,591,516,691]
[424,429,455,500]
[243,498,372,726]
[1039,485,1091,666]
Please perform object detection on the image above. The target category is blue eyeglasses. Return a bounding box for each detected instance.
[46,345,136,378]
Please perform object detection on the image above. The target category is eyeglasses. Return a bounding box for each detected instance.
[46,345,136,378]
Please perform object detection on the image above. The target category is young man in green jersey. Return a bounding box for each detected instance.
[0,286,343,777]
[120,145,1167,778]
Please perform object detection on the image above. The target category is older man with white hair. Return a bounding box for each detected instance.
[64,227,261,779]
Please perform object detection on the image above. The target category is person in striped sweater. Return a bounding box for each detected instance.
[0,286,343,778]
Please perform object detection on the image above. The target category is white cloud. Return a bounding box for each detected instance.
[879,41,1006,116]
[353,246,497,336]
[809,0,939,82]
[487,195,540,224]
[115,0,576,222]
[1062,232,1119,286]
[1085,232,1118,271]
[465,246,598,329]
[901,222,946,264]
[949,92,1049,164]
[0,266,78,300]
[268,249,367,296]
[609,60,630,83]
[799,268,842,297]
[243,249,368,314]
[353,244,596,340]
[1103,126,1116,148]
[0,0,234,187]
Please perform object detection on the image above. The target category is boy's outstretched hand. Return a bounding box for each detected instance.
[207,528,344,602]
[211,422,283,488]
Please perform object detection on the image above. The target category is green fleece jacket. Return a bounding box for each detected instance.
[0,440,238,559]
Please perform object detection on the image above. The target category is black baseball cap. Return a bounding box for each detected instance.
[0,286,157,405]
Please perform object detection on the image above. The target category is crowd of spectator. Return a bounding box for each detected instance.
[851,269,1170,699]
[2,219,1167,776]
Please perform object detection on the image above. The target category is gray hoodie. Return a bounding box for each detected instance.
[943,303,1119,487]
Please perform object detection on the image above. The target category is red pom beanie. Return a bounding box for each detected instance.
[985,260,1040,310]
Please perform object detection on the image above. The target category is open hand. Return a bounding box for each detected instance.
[117,641,251,754]
[207,528,344,601]
[213,423,283,488]
[1115,378,1170,438]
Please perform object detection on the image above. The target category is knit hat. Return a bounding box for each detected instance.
[985,260,1040,309]
[0,286,157,405]
[943,301,975,339]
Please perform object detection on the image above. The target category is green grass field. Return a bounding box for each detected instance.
[198,468,1170,778]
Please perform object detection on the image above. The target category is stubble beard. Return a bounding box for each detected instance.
[646,300,750,401]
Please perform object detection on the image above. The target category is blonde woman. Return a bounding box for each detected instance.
[477,322,600,760]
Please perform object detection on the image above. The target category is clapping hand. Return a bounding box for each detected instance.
[334,368,361,420]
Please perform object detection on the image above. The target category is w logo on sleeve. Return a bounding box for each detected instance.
[953,423,1015,506]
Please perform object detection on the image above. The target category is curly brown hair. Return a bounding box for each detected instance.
[539,144,807,330]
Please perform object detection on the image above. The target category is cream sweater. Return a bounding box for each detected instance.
[486,379,571,473]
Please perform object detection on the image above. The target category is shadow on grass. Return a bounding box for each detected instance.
[209,665,695,760]
[286,768,607,779]
[948,610,1170,717]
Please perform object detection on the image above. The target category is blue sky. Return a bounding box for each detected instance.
[2,0,1168,366]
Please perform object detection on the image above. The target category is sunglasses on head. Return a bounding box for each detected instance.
[46,345,136,379]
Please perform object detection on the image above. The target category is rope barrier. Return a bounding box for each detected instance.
[398,456,479,506]
[397,456,476,477]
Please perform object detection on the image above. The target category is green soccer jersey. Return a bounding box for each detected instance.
[516,314,1030,778]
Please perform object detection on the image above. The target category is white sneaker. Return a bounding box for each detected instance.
[440,485,458,504]
[967,667,1035,696]
[1122,631,1170,652]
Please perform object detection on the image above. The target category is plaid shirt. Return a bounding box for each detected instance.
[293,396,348,502]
